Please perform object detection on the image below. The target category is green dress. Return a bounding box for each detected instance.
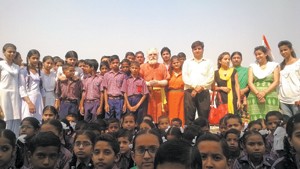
[247,72,279,121]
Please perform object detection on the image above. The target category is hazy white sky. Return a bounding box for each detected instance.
[0,0,299,67]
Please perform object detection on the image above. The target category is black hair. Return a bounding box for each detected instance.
[109,55,120,63]
[21,117,40,130]
[143,114,153,122]
[166,127,182,140]
[0,129,16,148]
[42,105,58,116]
[171,118,182,126]
[27,131,61,153]
[75,120,88,131]
[225,114,243,126]
[231,51,243,59]
[78,59,86,64]
[177,52,186,60]
[278,40,297,70]
[62,63,74,71]
[85,59,99,71]
[182,125,200,145]
[116,129,134,142]
[217,52,231,69]
[132,129,163,150]
[122,113,137,126]
[130,61,140,68]
[125,52,135,58]
[14,52,21,61]
[121,58,131,65]
[0,119,6,129]
[100,56,110,62]
[95,118,107,132]
[286,113,300,138]
[160,47,171,56]
[42,55,53,63]
[265,110,283,122]
[53,57,64,65]
[157,115,169,124]
[254,46,273,61]
[246,120,262,131]
[196,133,229,160]
[154,139,193,169]
[83,123,104,134]
[240,130,266,147]
[74,130,97,145]
[135,51,144,57]
[193,117,209,128]
[191,41,204,49]
[2,43,16,53]
[65,50,78,59]
[224,128,240,139]
[140,119,156,130]
[107,118,120,126]
[26,49,42,90]
[42,119,63,135]
[100,61,110,70]
[94,134,120,155]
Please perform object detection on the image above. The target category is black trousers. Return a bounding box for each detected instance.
[184,89,210,125]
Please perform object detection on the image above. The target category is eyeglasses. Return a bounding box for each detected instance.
[74,141,92,147]
[134,146,158,156]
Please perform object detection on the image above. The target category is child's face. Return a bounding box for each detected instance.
[66,57,77,66]
[43,59,53,71]
[29,146,59,169]
[122,116,136,131]
[158,118,169,131]
[42,110,56,122]
[126,55,135,62]
[121,62,130,73]
[139,122,151,131]
[54,62,63,71]
[74,135,93,160]
[28,54,40,68]
[85,65,93,74]
[171,121,181,128]
[161,51,171,63]
[3,47,16,62]
[219,123,227,136]
[249,124,262,132]
[63,66,75,79]
[0,137,14,168]
[226,133,239,151]
[197,141,228,169]
[244,134,265,161]
[78,62,87,74]
[289,123,300,156]
[118,136,130,154]
[66,116,76,123]
[132,134,160,169]
[108,122,120,134]
[92,141,118,169]
[100,65,109,75]
[130,65,140,76]
[19,121,38,137]
[110,59,120,71]
[135,54,145,64]
[266,116,280,134]
[226,118,243,132]
[171,58,181,71]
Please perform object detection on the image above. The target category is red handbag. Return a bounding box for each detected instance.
[208,91,228,125]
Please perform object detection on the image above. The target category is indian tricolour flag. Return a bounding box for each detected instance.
[262,35,274,60]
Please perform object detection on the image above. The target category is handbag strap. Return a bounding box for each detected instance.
[210,90,224,105]
[217,92,223,104]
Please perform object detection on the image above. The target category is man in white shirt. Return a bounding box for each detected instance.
[182,41,214,125]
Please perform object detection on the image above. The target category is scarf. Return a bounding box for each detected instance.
[219,67,234,114]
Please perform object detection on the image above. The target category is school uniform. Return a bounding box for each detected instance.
[232,155,274,169]
[41,71,56,106]
[82,74,103,122]
[55,78,82,119]
[55,146,72,169]
[102,70,127,120]
[121,75,149,124]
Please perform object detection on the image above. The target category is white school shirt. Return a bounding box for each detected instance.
[182,57,214,90]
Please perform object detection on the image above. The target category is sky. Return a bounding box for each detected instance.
[0,0,299,68]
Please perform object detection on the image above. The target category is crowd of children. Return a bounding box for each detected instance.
[0,39,299,169]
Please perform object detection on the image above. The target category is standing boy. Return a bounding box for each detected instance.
[80,59,103,122]
[122,61,149,124]
[102,55,127,120]
[55,64,82,119]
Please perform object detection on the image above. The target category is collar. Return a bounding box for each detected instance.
[192,57,206,63]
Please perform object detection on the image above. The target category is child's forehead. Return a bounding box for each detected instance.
[109,122,120,126]
[267,115,280,121]
[227,118,240,123]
